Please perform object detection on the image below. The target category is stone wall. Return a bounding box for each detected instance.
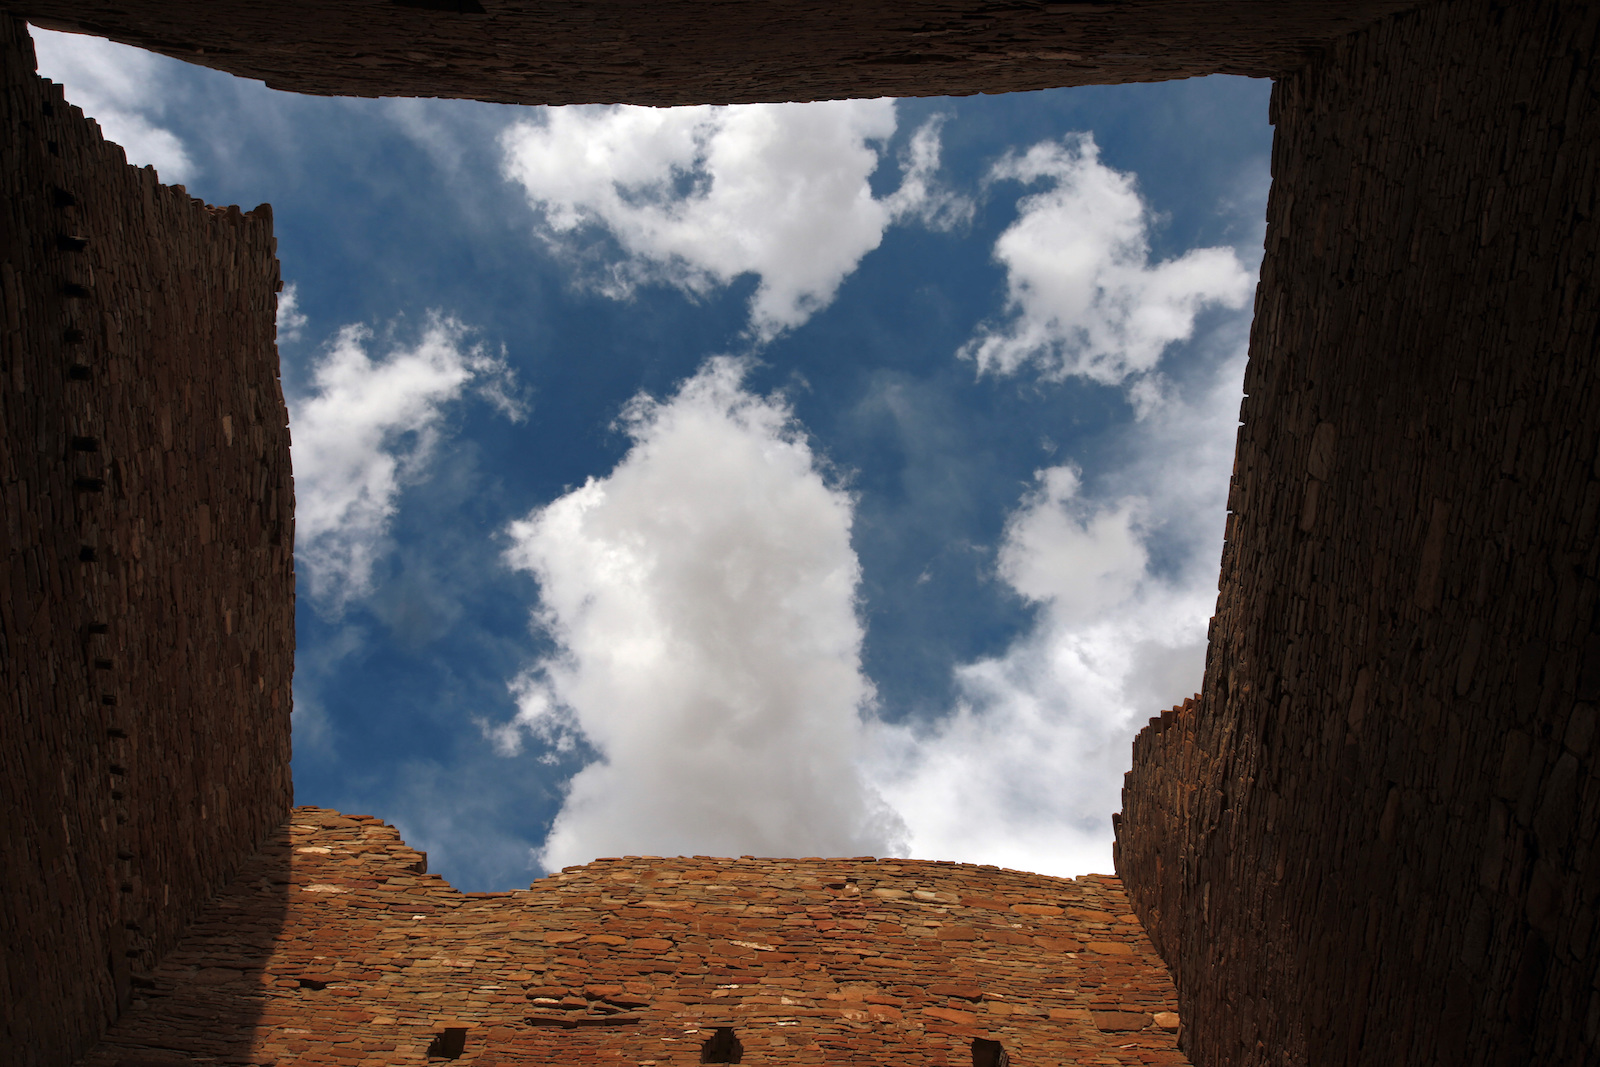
[81,806,1188,1066]
[0,16,294,1067]
[8,0,1419,106]
[1115,1,1600,1064]
[6,0,1599,1064]
[1109,696,1202,977]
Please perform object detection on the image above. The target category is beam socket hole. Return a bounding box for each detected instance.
[701,1027,743,1063]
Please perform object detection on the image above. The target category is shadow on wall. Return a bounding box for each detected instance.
[75,839,290,1067]
[0,15,294,1065]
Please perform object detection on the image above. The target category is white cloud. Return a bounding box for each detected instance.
[30,27,196,184]
[493,357,904,870]
[961,133,1253,384]
[482,132,1252,879]
[872,340,1248,876]
[500,103,964,340]
[289,314,522,612]
[867,145,1256,877]
[997,466,1148,625]
[884,114,974,232]
[276,282,308,344]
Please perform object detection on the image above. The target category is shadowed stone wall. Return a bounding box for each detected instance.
[0,16,293,1067]
[1116,1,1600,1064]
[7,0,1418,106]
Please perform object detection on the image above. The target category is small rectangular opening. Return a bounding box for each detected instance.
[973,1037,1010,1067]
[427,1027,468,1060]
[701,1027,742,1063]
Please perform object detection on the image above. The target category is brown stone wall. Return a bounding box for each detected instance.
[7,0,1420,106]
[0,16,294,1067]
[1116,1,1600,1065]
[81,806,1188,1066]
[1110,696,1204,978]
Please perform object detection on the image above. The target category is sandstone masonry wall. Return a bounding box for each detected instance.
[81,807,1187,1066]
[1109,696,1202,976]
[7,0,1419,106]
[0,16,294,1067]
[1116,1,1600,1064]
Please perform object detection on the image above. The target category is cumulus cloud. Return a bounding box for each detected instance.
[500,102,965,340]
[290,314,522,611]
[492,357,903,870]
[863,142,1256,876]
[872,340,1248,876]
[961,133,1253,384]
[484,132,1252,878]
[30,27,196,183]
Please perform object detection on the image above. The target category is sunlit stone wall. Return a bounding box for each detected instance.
[79,806,1189,1066]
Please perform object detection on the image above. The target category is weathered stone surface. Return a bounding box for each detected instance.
[78,807,1189,1066]
[7,0,1420,106]
[1116,1,1600,1064]
[0,16,292,1067]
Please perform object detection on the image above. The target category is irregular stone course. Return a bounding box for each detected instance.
[80,807,1189,1066]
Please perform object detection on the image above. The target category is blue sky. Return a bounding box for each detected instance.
[34,28,1271,891]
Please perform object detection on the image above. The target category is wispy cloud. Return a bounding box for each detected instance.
[289,313,523,613]
[870,339,1246,876]
[491,357,904,870]
[868,138,1258,877]
[961,133,1253,385]
[276,282,308,344]
[500,103,966,341]
[30,27,196,183]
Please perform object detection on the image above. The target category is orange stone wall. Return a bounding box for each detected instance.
[80,807,1188,1067]
[1115,1,1600,1064]
[0,16,294,1067]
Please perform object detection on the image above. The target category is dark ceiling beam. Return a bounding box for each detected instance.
[8,0,1424,105]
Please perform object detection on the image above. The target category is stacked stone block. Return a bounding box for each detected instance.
[0,15,294,1067]
[79,807,1187,1066]
[1116,0,1600,1064]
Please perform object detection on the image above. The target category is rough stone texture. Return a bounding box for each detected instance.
[79,806,1187,1066]
[1115,1,1600,1065]
[0,16,294,1067]
[5,1,1422,106]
